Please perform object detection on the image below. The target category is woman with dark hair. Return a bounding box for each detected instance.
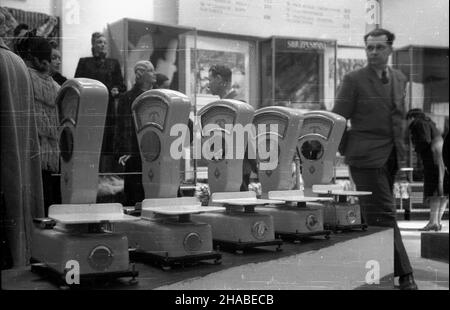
[74,32,126,173]
[407,109,448,231]
[48,40,67,86]
[21,34,61,216]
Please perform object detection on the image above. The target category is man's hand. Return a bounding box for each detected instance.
[119,155,131,166]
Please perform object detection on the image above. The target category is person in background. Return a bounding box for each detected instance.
[116,60,156,206]
[0,10,44,269]
[443,132,449,187]
[75,32,126,173]
[208,64,238,99]
[48,40,67,86]
[21,34,61,217]
[207,64,256,192]
[407,109,448,231]
[154,72,170,89]
[332,28,417,290]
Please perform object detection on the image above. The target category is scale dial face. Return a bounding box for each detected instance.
[301,140,324,161]
[141,131,161,162]
[201,107,236,161]
[254,114,288,138]
[258,137,280,164]
[201,107,236,131]
[135,98,168,132]
[301,117,333,139]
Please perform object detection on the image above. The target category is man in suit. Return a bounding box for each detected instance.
[208,65,238,100]
[332,28,417,290]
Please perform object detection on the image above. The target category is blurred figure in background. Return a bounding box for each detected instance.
[116,60,156,206]
[21,34,61,216]
[48,40,67,86]
[1,11,44,268]
[208,64,238,99]
[75,32,126,173]
[154,72,170,89]
[407,109,448,231]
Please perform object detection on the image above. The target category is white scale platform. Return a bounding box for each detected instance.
[267,190,334,204]
[312,184,372,197]
[211,192,284,212]
[141,197,224,220]
[47,203,139,225]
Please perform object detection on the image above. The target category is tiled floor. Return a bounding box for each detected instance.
[398,220,449,290]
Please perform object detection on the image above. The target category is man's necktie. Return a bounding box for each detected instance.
[381,69,389,84]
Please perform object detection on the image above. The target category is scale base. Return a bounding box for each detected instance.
[192,212,279,248]
[325,223,368,233]
[213,239,283,254]
[257,205,327,235]
[275,230,332,242]
[31,228,133,275]
[30,258,138,288]
[130,249,222,270]
[115,219,215,258]
[323,203,364,231]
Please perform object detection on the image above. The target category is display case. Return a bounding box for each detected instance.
[186,32,260,182]
[260,37,337,112]
[107,18,197,98]
[107,18,197,184]
[394,46,449,131]
[187,32,260,111]
[393,46,449,177]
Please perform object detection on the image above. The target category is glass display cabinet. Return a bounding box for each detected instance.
[107,18,197,186]
[107,18,197,97]
[260,37,337,112]
[394,46,449,178]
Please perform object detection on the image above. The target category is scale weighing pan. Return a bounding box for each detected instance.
[48,204,139,224]
[268,190,334,203]
[211,192,285,207]
[312,185,372,196]
[141,197,224,219]
[313,189,372,196]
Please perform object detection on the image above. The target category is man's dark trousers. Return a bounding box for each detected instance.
[350,151,413,277]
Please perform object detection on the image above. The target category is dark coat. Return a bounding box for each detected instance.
[0,39,44,267]
[444,133,449,173]
[332,66,408,169]
[74,56,125,94]
[116,85,144,160]
[75,56,126,172]
[51,72,67,86]
[408,117,440,154]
